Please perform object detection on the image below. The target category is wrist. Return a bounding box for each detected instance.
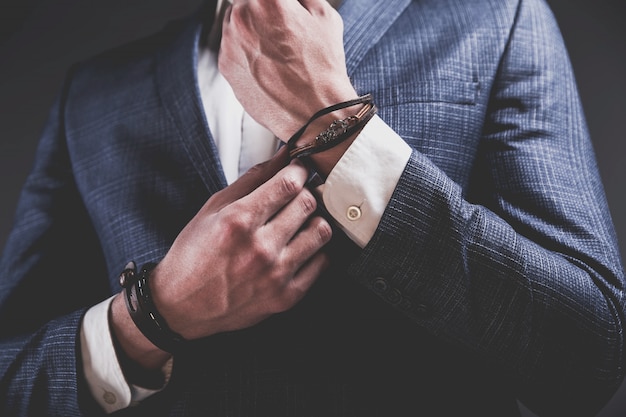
[306,126,360,178]
[286,82,359,140]
[119,262,187,354]
[109,292,171,371]
[288,94,377,178]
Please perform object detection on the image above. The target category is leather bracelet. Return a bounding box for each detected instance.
[287,94,377,160]
[119,261,186,353]
[289,102,377,160]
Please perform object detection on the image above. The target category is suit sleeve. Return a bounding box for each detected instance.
[0,71,111,416]
[346,0,626,415]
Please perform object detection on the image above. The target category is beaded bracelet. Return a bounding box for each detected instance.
[287,94,377,160]
[119,261,186,354]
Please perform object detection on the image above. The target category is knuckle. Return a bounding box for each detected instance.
[278,172,302,197]
[251,238,275,265]
[220,207,252,235]
[315,217,333,243]
[299,190,317,214]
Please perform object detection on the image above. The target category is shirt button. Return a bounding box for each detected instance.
[103,391,117,404]
[347,205,362,221]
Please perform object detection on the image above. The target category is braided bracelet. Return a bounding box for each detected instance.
[119,261,187,353]
[287,94,377,160]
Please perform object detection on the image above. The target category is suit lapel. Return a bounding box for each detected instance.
[155,7,228,195]
[339,0,411,75]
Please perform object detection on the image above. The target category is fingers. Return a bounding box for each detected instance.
[283,216,332,267]
[279,250,330,311]
[206,147,290,212]
[235,146,290,194]
[234,157,310,226]
[263,186,318,244]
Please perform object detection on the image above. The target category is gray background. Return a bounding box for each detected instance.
[0,0,624,416]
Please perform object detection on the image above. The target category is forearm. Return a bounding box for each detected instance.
[81,295,172,414]
[218,0,626,413]
[349,151,625,415]
[109,292,172,373]
[0,310,94,417]
[307,121,624,412]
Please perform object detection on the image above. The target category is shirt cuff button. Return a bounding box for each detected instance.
[103,391,117,405]
[347,205,362,221]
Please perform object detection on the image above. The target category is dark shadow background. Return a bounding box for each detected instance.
[0,0,624,416]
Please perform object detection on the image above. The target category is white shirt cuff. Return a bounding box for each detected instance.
[80,296,172,413]
[321,115,412,248]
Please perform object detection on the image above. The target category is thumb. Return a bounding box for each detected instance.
[206,146,290,211]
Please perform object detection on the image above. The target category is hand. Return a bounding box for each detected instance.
[219,0,359,141]
[110,148,332,370]
[151,147,332,338]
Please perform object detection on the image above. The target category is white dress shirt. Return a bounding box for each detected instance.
[80,1,412,412]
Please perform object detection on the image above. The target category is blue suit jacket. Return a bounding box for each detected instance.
[1,0,624,416]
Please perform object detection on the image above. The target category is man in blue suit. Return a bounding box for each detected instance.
[0,0,624,415]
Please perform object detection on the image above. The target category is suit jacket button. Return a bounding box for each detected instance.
[415,303,430,316]
[399,298,412,311]
[387,288,402,304]
[372,278,388,293]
